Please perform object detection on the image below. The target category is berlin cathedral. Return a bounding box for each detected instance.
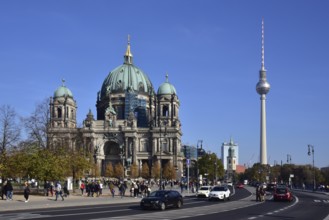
[47,38,183,179]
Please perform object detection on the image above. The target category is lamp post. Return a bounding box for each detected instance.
[93,145,99,179]
[214,160,217,185]
[196,140,203,191]
[307,145,315,191]
[287,154,292,164]
[159,119,168,190]
[120,145,125,181]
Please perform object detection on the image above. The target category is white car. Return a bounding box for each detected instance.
[196,186,212,198]
[208,185,230,201]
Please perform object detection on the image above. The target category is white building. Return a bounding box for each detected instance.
[221,138,239,170]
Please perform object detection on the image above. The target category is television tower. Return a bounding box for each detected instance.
[256,18,270,165]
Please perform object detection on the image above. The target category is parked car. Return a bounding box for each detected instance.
[140,190,183,210]
[225,181,233,186]
[266,183,276,192]
[208,185,230,201]
[273,186,293,202]
[196,186,212,198]
[236,183,244,189]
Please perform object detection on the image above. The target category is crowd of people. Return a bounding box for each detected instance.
[0,178,197,203]
[0,180,30,202]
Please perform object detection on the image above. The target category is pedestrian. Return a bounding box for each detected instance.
[119,182,125,198]
[1,181,7,200]
[256,185,260,201]
[109,182,115,198]
[43,181,50,196]
[180,182,184,194]
[133,182,139,198]
[55,181,64,201]
[259,185,265,202]
[50,182,54,197]
[80,181,85,196]
[99,181,103,196]
[63,183,70,197]
[6,180,13,200]
[24,182,30,202]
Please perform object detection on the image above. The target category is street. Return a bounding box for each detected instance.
[0,186,328,219]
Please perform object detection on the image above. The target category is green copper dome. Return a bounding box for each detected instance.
[100,39,154,98]
[54,80,73,98]
[157,74,177,95]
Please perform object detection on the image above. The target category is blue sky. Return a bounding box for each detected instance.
[1,0,328,168]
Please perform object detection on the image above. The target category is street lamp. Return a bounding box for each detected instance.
[159,119,168,190]
[214,160,217,185]
[93,145,99,179]
[287,154,292,164]
[119,145,125,181]
[307,145,315,191]
[196,140,203,191]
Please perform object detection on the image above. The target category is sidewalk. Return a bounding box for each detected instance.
[0,185,194,212]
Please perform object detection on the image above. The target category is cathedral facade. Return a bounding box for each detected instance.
[47,39,183,179]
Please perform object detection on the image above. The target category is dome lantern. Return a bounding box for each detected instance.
[54,79,74,98]
[157,74,177,95]
[124,35,133,65]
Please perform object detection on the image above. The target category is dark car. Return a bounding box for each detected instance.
[273,186,293,202]
[266,183,276,192]
[140,190,183,210]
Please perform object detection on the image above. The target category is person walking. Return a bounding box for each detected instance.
[50,182,54,197]
[43,181,49,196]
[119,182,125,198]
[99,181,103,196]
[80,181,85,196]
[55,181,64,201]
[1,181,7,200]
[6,180,13,200]
[24,182,30,202]
[109,182,115,198]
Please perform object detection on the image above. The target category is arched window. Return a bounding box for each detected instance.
[57,107,62,118]
[162,105,169,117]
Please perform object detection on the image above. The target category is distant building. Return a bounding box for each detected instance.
[235,165,246,174]
[227,146,237,172]
[221,138,239,170]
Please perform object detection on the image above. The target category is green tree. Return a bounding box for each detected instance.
[105,162,114,177]
[198,152,224,183]
[151,161,160,180]
[141,162,150,179]
[162,162,176,180]
[64,147,92,192]
[130,162,138,179]
[114,163,124,179]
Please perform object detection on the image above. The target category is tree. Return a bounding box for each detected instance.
[130,162,138,179]
[198,152,224,183]
[114,163,124,179]
[64,147,92,192]
[22,98,50,148]
[141,162,150,179]
[151,161,160,180]
[162,162,176,180]
[105,163,114,177]
[0,105,21,179]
